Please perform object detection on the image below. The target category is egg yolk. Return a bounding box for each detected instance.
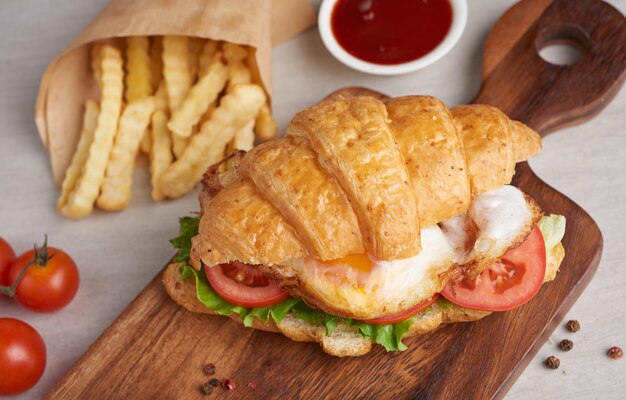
[322,253,373,273]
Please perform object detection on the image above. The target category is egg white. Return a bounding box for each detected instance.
[440,185,533,265]
[291,225,455,318]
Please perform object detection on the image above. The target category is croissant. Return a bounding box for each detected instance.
[164,94,566,356]
[191,95,541,270]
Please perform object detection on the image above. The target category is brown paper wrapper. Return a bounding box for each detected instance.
[35,0,315,186]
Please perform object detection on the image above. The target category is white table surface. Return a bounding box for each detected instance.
[1,0,625,398]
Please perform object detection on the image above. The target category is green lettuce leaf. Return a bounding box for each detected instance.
[180,265,303,327]
[172,216,415,352]
[436,296,455,311]
[346,318,413,351]
[291,302,326,326]
[170,216,200,262]
[323,314,341,336]
[241,297,302,327]
[179,263,413,351]
[537,214,566,251]
[180,265,248,317]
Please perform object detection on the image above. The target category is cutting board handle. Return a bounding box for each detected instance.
[473,0,626,135]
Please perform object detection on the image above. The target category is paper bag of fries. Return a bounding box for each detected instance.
[35,0,315,219]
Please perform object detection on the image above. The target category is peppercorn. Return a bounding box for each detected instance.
[546,355,560,369]
[222,378,236,390]
[559,339,573,351]
[566,320,580,333]
[209,378,220,387]
[200,382,213,395]
[203,363,216,375]
[608,346,623,360]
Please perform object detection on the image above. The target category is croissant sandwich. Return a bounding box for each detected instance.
[163,95,566,357]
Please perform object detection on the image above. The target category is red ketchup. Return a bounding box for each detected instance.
[331,0,453,65]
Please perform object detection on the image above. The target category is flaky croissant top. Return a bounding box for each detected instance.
[190,95,541,270]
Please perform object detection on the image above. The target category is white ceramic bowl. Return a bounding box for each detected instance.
[318,0,468,75]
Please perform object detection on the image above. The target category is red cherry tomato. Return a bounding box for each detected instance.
[0,237,16,299]
[441,225,546,311]
[204,262,290,308]
[360,294,440,325]
[0,318,46,395]
[9,247,79,312]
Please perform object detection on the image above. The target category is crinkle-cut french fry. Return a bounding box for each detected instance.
[154,81,169,112]
[224,119,253,155]
[125,36,152,103]
[171,134,189,159]
[139,83,162,155]
[162,36,191,110]
[198,40,220,77]
[254,103,278,141]
[223,42,251,91]
[188,37,204,83]
[57,100,100,212]
[61,45,124,218]
[140,129,152,154]
[223,42,248,63]
[227,61,252,91]
[159,84,266,198]
[150,36,163,90]
[96,97,156,210]
[149,81,171,158]
[200,100,216,124]
[150,110,173,201]
[245,46,264,90]
[224,119,255,171]
[91,44,104,89]
[232,120,255,151]
[125,36,153,154]
[168,53,228,138]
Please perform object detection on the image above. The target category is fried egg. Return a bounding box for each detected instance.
[284,185,539,320]
[440,185,536,265]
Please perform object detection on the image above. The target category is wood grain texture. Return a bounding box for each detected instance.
[476,0,626,134]
[46,0,624,398]
[43,164,603,400]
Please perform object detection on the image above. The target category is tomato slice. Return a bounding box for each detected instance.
[360,294,440,325]
[204,262,290,308]
[441,224,546,311]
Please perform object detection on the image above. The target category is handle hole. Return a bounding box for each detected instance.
[539,43,584,65]
[536,24,590,66]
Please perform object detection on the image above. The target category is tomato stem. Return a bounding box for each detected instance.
[0,235,54,297]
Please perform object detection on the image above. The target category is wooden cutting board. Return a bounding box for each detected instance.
[47,0,626,399]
